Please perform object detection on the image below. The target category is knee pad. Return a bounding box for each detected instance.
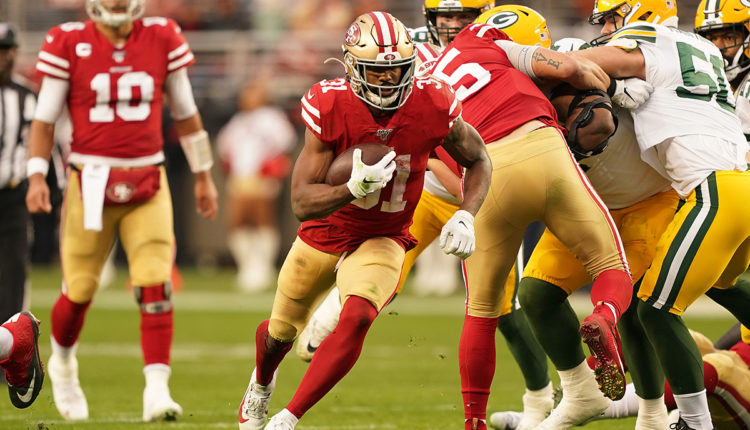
[134,282,173,314]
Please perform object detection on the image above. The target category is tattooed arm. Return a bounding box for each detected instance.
[495,39,610,92]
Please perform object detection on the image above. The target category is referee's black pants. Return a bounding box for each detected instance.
[0,184,29,323]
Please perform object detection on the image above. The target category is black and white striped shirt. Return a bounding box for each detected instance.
[0,79,35,190]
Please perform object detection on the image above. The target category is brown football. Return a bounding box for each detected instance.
[325,142,393,186]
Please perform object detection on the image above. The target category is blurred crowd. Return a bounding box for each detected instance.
[0,0,704,274]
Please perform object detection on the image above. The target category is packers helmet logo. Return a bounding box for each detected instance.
[742,0,750,7]
[486,11,519,29]
[345,23,360,46]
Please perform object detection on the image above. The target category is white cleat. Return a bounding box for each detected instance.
[238,368,277,430]
[48,353,89,420]
[143,385,182,421]
[295,316,333,362]
[489,411,522,429]
[264,408,298,430]
[536,390,609,430]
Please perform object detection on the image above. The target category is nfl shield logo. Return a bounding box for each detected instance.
[112,51,126,63]
[376,129,393,141]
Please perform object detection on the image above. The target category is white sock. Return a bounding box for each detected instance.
[308,287,342,348]
[520,382,554,426]
[674,390,712,430]
[601,383,639,418]
[276,408,299,425]
[50,336,77,360]
[227,228,255,276]
[0,327,13,361]
[635,394,668,429]
[558,360,596,392]
[144,363,171,389]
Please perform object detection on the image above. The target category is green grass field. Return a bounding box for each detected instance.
[0,266,739,429]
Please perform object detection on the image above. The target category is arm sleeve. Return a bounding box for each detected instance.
[493,39,539,80]
[33,77,70,124]
[165,68,198,120]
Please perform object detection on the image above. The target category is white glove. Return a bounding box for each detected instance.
[611,78,653,110]
[346,149,397,199]
[439,210,476,259]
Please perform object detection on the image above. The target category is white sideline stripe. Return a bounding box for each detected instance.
[28,286,736,317]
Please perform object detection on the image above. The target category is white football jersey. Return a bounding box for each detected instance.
[607,22,747,195]
[734,74,750,141]
[580,108,671,209]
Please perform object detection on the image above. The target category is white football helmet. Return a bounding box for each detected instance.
[86,0,145,27]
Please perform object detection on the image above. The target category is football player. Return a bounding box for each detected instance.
[694,0,750,327]
[236,11,492,430]
[577,0,750,428]
[25,0,219,422]
[296,3,555,426]
[478,21,679,427]
[425,5,635,429]
[493,327,750,429]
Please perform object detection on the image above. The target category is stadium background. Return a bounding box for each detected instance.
[4,0,703,267]
[0,1,743,429]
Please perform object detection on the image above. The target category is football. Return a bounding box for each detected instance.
[325,142,393,186]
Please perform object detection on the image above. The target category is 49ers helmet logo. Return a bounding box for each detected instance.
[485,11,519,29]
[345,23,360,46]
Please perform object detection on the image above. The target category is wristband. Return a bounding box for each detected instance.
[606,78,619,97]
[27,157,49,178]
[179,130,214,173]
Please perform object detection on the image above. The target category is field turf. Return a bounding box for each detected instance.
[0,266,739,429]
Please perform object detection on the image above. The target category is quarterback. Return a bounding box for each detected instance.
[237,11,491,430]
[577,0,750,428]
[25,0,218,422]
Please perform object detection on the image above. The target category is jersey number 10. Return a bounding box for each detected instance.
[89,72,155,122]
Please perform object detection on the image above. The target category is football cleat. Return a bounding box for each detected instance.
[48,350,89,420]
[488,411,522,429]
[295,316,334,363]
[579,313,626,400]
[239,368,277,430]
[1,312,44,409]
[536,393,609,430]
[669,417,700,430]
[143,385,182,421]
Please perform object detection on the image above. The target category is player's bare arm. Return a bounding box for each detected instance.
[532,48,610,91]
[290,129,357,221]
[572,47,646,80]
[25,119,55,214]
[440,117,491,215]
[173,113,218,221]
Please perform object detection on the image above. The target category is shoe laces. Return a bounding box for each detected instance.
[242,384,271,418]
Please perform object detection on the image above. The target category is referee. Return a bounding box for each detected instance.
[0,23,36,323]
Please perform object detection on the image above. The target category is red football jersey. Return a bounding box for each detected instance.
[430,24,561,143]
[36,18,195,159]
[299,77,461,252]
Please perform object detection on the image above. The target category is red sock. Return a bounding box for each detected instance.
[286,296,377,418]
[460,315,498,429]
[590,269,632,322]
[255,320,293,386]
[138,284,173,365]
[51,294,91,347]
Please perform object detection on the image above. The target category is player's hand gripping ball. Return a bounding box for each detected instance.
[326,143,396,198]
